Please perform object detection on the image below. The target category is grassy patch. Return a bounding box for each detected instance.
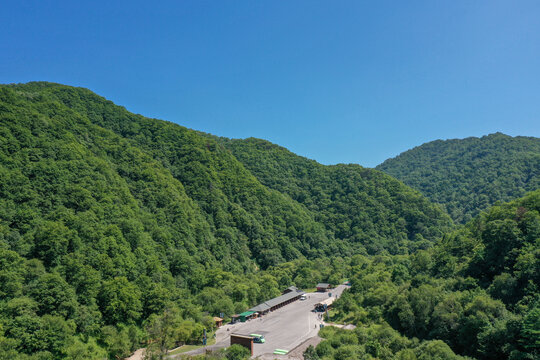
[167,332,217,355]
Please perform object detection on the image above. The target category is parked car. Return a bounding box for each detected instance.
[250,334,265,343]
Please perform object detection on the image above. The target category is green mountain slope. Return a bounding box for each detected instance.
[218,137,452,255]
[0,81,456,358]
[2,82,338,271]
[0,82,342,358]
[321,189,540,360]
[376,133,540,223]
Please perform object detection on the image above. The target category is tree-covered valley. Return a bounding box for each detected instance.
[217,137,451,255]
[0,82,538,359]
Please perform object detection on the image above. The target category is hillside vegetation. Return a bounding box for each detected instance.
[316,189,540,360]
[219,137,452,255]
[377,133,540,223]
[0,82,453,359]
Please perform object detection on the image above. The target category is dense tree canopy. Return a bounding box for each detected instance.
[377,133,540,223]
[320,190,540,360]
[0,82,537,359]
[0,82,359,358]
[218,137,452,255]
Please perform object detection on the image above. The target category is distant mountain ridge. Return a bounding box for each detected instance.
[376,133,540,223]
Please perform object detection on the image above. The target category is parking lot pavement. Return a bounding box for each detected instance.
[216,284,348,357]
[174,284,348,358]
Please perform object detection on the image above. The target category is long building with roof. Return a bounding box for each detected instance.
[247,287,305,315]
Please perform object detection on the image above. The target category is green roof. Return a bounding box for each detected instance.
[238,311,255,317]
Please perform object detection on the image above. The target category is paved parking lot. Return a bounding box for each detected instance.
[178,284,347,358]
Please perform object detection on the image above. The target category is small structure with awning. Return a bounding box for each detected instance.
[233,311,256,323]
[316,283,332,292]
[213,316,223,328]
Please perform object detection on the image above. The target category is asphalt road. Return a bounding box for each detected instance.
[179,284,348,358]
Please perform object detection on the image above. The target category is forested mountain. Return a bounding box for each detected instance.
[218,137,452,255]
[377,133,540,223]
[2,82,537,360]
[0,82,453,359]
[315,189,540,360]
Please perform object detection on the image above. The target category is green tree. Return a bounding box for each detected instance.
[32,221,76,268]
[0,324,19,360]
[415,340,461,360]
[303,345,320,360]
[144,306,183,359]
[28,273,77,318]
[520,303,540,353]
[100,325,132,359]
[34,315,76,358]
[98,277,142,324]
[224,344,251,360]
[63,336,108,360]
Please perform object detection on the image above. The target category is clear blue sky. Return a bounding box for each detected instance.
[2,1,539,167]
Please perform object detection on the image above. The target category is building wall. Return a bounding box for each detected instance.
[230,335,253,355]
